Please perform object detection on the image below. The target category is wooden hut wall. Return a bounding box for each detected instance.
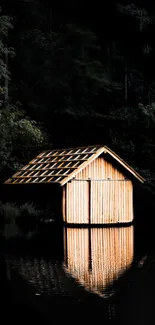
[63,154,133,224]
[63,227,134,297]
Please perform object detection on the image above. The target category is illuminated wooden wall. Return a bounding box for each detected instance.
[63,226,134,297]
[62,155,133,224]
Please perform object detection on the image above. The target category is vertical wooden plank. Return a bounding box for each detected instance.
[88,180,91,224]
[73,180,76,224]
[99,181,102,223]
[120,180,122,222]
[108,180,110,223]
[77,180,79,223]
[122,180,124,222]
[110,180,113,223]
[73,180,75,224]
[113,181,116,220]
[97,181,99,223]
[103,178,105,223]
[62,186,65,223]
[70,182,73,223]
[68,183,71,223]
[113,179,115,222]
[68,183,70,223]
[129,181,131,222]
[131,181,133,221]
[66,183,69,223]
[78,180,80,224]
[66,183,68,223]
[82,180,84,224]
[123,181,125,223]
[91,180,94,224]
[118,179,120,223]
[109,166,111,223]
[101,179,103,223]
[125,181,127,222]
[69,183,71,223]
[128,180,130,222]
[129,181,131,221]
[130,181,133,222]
[103,178,106,223]
[80,180,83,223]
[127,181,129,222]
[65,185,67,223]
[63,227,68,266]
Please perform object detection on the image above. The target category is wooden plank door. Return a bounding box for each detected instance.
[66,180,90,224]
[90,180,111,224]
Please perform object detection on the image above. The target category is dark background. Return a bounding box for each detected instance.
[0,0,155,187]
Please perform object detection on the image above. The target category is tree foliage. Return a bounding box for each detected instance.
[0,7,14,90]
[0,104,48,173]
[0,1,155,182]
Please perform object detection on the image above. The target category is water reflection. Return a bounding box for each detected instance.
[6,256,65,295]
[63,226,134,297]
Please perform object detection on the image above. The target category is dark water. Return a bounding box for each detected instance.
[4,223,155,322]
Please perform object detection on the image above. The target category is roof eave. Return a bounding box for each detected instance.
[103,146,145,183]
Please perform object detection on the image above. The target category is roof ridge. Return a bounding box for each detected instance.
[41,144,103,153]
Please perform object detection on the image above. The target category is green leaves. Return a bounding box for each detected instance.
[116,3,152,31]
[0,8,13,37]
[0,104,48,173]
[0,7,15,99]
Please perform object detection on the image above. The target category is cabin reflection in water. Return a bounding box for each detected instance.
[63,226,134,297]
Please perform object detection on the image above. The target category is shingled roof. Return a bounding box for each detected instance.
[4,145,145,186]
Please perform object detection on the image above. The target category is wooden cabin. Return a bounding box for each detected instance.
[4,145,145,225]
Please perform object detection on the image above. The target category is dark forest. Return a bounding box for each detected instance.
[0,0,155,186]
[1,2,155,320]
